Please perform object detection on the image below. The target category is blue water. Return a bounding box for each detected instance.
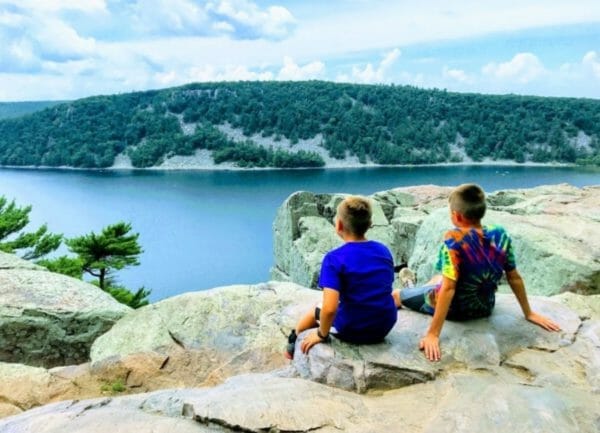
[0,165,598,301]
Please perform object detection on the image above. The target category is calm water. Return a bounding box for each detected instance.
[0,165,598,301]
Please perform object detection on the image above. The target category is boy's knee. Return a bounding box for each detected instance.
[392,289,401,307]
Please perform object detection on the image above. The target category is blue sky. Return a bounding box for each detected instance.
[0,0,599,101]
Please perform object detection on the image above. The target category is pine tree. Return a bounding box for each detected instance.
[0,196,61,260]
[66,222,142,290]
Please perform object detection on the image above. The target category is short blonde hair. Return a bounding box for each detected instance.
[448,183,486,221]
[337,196,372,236]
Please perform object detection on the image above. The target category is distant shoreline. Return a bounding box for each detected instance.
[0,160,580,173]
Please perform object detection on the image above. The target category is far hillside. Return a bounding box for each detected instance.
[0,81,598,169]
[0,101,65,120]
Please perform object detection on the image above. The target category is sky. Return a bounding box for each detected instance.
[0,0,599,101]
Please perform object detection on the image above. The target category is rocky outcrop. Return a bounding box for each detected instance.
[0,252,131,368]
[88,282,321,390]
[290,294,589,393]
[272,184,600,296]
[2,370,599,433]
[1,282,600,431]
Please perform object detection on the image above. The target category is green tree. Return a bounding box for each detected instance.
[66,222,142,290]
[36,255,84,278]
[0,196,61,260]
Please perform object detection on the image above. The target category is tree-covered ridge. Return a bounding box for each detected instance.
[0,81,598,168]
[0,101,64,120]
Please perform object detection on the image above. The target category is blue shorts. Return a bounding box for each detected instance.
[400,284,437,315]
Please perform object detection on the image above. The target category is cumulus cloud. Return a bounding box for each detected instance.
[582,51,600,79]
[130,0,295,40]
[0,2,98,72]
[277,56,324,80]
[349,48,401,83]
[442,66,470,83]
[131,0,209,35]
[4,0,108,13]
[206,0,296,40]
[187,64,274,81]
[482,52,546,84]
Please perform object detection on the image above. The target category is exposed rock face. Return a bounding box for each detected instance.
[2,372,599,433]
[290,294,584,393]
[89,282,321,390]
[0,252,131,368]
[1,283,600,431]
[272,184,600,296]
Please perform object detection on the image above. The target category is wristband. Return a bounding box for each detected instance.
[317,329,331,342]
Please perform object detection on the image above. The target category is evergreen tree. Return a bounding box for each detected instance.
[66,222,142,290]
[0,196,61,260]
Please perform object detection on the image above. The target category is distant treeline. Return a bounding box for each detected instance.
[0,81,598,168]
[0,101,64,120]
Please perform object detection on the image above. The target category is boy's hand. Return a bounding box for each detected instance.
[419,334,441,361]
[300,331,324,354]
[526,311,561,332]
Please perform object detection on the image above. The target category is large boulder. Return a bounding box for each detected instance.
[272,191,394,288]
[411,184,600,296]
[2,371,598,433]
[0,252,131,368]
[89,282,321,391]
[272,184,600,295]
[290,294,586,393]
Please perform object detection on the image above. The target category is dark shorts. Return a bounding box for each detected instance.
[400,284,495,321]
[400,284,437,315]
[315,304,395,344]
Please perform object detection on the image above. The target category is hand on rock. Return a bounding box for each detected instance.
[419,334,441,362]
[301,331,324,354]
[526,311,561,332]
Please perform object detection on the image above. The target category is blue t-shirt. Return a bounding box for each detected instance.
[318,240,397,343]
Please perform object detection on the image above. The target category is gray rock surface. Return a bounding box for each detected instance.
[1,283,600,431]
[272,191,397,287]
[2,372,598,433]
[411,184,600,296]
[272,184,600,296]
[0,252,131,368]
[291,294,584,393]
[89,282,321,390]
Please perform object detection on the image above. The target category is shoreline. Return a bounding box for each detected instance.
[0,161,581,172]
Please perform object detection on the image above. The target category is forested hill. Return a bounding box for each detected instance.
[0,101,64,120]
[0,81,599,169]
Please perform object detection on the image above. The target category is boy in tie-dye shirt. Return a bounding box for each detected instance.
[393,184,561,362]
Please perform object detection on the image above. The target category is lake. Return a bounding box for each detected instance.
[0,165,598,301]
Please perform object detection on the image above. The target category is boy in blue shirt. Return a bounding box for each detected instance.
[286,196,397,358]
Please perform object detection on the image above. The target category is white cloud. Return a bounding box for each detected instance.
[129,0,295,40]
[0,3,98,72]
[482,53,545,83]
[277,56,325,80]
[292,1,600,60]
[442,66,470,83]
[6,0,108,13]
[187,64,274,81]
[582,51,600,79]
[206,1,295,40]
[350,48,400,83]
[132,0,209,35]
[35,18,96,60]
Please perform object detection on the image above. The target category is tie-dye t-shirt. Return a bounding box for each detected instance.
[432,225,516,319]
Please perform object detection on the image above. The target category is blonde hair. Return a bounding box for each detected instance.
[448,183,486,221]
[337,196,372,236]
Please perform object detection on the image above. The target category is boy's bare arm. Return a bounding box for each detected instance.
[301,288,339,353]
[506,269,561,331]
[421,276,456,362]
